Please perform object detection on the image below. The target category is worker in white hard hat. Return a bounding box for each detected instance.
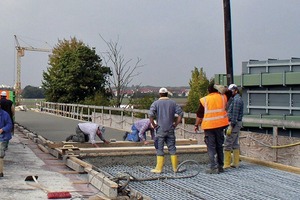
[149,87,184,174]
[224,84,244,169]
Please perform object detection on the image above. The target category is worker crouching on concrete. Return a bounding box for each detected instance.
[149,87,183,173]
[0,104,13,177]
[123,119,155,145]
[65,122,110,148]
[194,83,229,174]
[224,84,244,169]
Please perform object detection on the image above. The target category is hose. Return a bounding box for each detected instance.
[118,160,201,182]
[247,135,300,149]
[113,160,201,199]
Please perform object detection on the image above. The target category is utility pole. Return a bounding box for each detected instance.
[223,0,234,85]
[14,35,51,105]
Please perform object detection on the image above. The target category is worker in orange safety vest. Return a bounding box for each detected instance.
[194,82,229,174]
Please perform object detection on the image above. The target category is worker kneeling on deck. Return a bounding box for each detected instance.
[65,122,110,148]
[123,119,155,145]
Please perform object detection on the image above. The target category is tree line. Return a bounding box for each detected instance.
[23,36,212,113]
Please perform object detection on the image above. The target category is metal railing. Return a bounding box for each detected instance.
[40,101,300,126]
[38,101,300,166]
[39,102,198,139]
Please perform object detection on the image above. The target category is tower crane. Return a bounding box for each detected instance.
[14,35,51,105]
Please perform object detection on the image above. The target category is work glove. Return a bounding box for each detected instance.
[226,125,232,136]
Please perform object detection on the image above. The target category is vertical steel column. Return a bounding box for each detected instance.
[223,0,234,85]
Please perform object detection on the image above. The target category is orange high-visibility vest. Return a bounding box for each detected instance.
[200,92,229,130]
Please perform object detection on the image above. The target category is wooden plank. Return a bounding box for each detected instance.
[59,171,80,174]
[240,155,300,175]
[37,144,49,153]
[37,135,48,144]
[72,181,89,184]
[55,145,206,157]
[66,158,85,173]
[78,149,206,157]
[88,169,118,198]
[46,138,198,149]
[69,156,93,169]
[77,144,206,153]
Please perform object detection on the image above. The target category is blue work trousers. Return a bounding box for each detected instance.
[155,127,176,156]
[126,125,140,142]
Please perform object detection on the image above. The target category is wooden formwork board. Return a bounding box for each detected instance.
[55,145,207,157]
[240,155,300,175]
[46,138,199,149]
[67,157,118,198]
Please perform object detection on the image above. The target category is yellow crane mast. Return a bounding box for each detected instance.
[14,35,51,105]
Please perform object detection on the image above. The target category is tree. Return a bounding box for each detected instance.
[99,35,143,107]
[184,67,209,113]
[129,95,156,109]
[42,37,112,103]
[22,85,45,98]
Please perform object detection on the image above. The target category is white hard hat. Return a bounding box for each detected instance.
[159,87,168,93]
[1,91,7,96]
[228,84,238,90]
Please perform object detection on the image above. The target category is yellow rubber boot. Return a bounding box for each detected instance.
[0,158,3,177]
[171,155,178,173]
[151,156,164,173]
[231,149,240,168]
[223,151,232,169]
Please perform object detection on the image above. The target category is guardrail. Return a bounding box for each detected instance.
[39,101,300,137]
[40,102,197,139]
[40,101,300,125]
[39,101,300,167]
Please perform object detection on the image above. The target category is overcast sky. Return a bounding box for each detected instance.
[1,0,300,88]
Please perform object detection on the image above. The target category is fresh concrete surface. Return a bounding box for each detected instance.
[15,110,125,142]
[0,126,105,200]
[2,110,128,200]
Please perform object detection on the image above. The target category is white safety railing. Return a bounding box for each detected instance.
[39,101,300,138]
[39,102,198,139]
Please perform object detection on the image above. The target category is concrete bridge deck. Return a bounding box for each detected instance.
[0,110,299,200]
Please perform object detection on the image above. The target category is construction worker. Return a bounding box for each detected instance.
[0,91,15,133]
[123,118,155,145]
[149,87,183,173]
[224,84,244,169]
[0,104,13,177]
[194,83,229,174]
[65,122,110,147]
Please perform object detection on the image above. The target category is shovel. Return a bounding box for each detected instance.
[25,175,39,182]
[25,175,49,193]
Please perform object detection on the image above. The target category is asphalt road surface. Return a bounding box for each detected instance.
[15,110,125,142]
